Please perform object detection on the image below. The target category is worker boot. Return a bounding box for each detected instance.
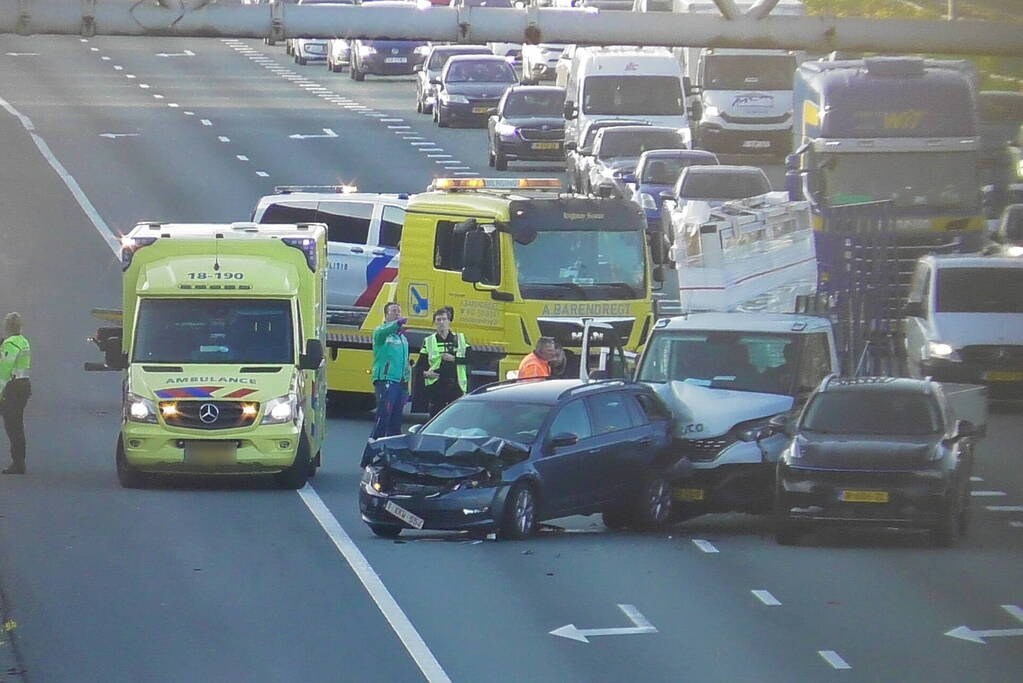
[2,462,25,475]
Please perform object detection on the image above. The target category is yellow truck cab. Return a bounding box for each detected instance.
[326,178,656,409]
[88,221,327,489]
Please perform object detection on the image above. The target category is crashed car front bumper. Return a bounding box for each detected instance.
[359,483,508,531]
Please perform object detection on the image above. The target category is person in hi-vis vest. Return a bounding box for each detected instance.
[1,312,32,475]
[421,307,469,417]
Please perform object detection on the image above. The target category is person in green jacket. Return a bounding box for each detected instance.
[1,313,32,475]
[370,301,410,440]
[421,307,470,417]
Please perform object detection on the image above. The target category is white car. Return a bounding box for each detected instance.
[293,38,328,65]
[327,39,351,72]
[521,43,569,84]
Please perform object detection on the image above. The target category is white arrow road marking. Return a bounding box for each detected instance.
[550,604,657,643]
[156,49,195,58]
[945,605,1023,644]
[5,52,40,56]
[289,128,338,140]
[98,133,140,139]
[818,650,851,670]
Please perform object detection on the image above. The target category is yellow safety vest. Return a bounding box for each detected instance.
[423,331,468,392]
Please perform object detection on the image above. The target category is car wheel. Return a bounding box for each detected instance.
[601,505,631,531]
[416,95,423,114]
[499,482,537,540]
[369,524,402,538]
[931,489,964,547]
[275,434,312,490]
[494,149,508,171]
[352,59,365,81]
[297,56,307,66]
[773,484,803,545]
[116,435,148,489]
[437,106,449,128]
[959,477,971,534]
[631,474,672,529]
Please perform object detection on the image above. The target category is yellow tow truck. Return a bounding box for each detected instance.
[324,178,658,410]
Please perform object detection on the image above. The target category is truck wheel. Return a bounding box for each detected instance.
[276,434,312,490]
[631,474,672,530]
[494,149,508,171]
[499,482,537,540]
[369,524,402,538]
[116,436,148,489]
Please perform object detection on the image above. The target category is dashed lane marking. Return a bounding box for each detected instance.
[453,171,480,176]
[184,111,194,116]
[113,65,123,70]
[139,83,150,89]
[125,74,136,79]
[1010,521,1023,528]
[692,539,719,553]
[972,491,1007,497]
[168,103,179,108]
[256,171,269,177]
[201,119,212,126]
[101,56,110,61]
[218,136,230,142]
[751,590,781,606]
[818,651,851,670]
[153,94,164,99]
[970,476,984,482]
[236,155,249,161]
[987,506,1023,512]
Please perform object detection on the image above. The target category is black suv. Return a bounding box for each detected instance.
[360,379,686,539]
[775,376,984,547]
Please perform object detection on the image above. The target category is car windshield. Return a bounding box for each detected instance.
[582,76,685,116]
[513,229,646,298]
[582,122,643,151]
[133,299,294,364]
[936,267,1023,313]
[801,391,942,436]
[423,400,551,444]
[462,0,514,5]
[503,90,565,117]
[637,331,802,395]
[445,60,517,83]
[641,155,717,184]
[597,130,685,159]
[821,151,980,211]
[678,171,769,199]
[702,54,795,91]
[428,49,489,71]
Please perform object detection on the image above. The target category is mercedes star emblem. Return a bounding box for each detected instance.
[199,403,220,424]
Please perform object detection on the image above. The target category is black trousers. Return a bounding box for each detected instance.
[2,379,30,466]
[427,379,463,417]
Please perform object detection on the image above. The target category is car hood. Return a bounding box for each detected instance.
[649,380,793,439]
[363,433,530,480]
[444,83,512,98]
[129,364,295,402]
[931,312,1023,347]
[598,156,640,172]
[503,115,565,129]
[703,90,792,118]
[793,433,940,470]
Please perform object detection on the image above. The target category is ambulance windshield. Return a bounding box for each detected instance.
[133,299,295,364]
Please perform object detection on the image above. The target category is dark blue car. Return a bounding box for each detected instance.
[623,149,719,232]
[360,379,686,539]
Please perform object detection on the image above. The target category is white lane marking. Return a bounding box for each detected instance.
[113,65,123,70]
[446,166,471,171]
[549,604,658,643]
[692,539,719,553]
[297,487,452,682]
[184,111,194,116]
[256,171,270,177]
[167,103,179,108]
[388,126,411,130]
[428,154,453,158]
[945,605,1023,644]
[80,38,89,43]
[818,651,851,670]
[751,590,781,606]
[289,128,338,140]
[218,136,231,143]
[379,118,404,122]
[236,155,250,161]
[410,142,434,146]
[139,83,150,89]
[153,94,164,99]
[418,148,444,153]
[970,476,983,482]
[971,491,1007,497]
[156,49,195,58]
[987,506,1023,512]
[98,133,139,139]
[201,119,213,126]
[101,56,111,61]
[453,171,479,176]
[90,47,99,52]
[1010,521,1023,528]
[0,95,118,251]
[5,52,40,57]
[125,74,136,79]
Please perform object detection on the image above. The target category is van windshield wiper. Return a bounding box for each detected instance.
[599,281,638,297]
[530,282,591,299]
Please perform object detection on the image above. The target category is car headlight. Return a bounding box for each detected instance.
[1007,245,1023,257]
[495,122,518,137]
[359,45,377,56]
[125,392,157,424]
[361,466,386,495]
[414,45,430,56]
[261,394,298,425]
[702,105,721,118]
[639,192,658,211]
[928,341,961,361]
[442,93,468,104]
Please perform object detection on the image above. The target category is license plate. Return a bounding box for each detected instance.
[839,490,889,503]
[384,501,425,529]
[472,106,491,114]
[742,140,771,149]
[531,142,561,150]
[184,442,237,467]
[673,487,705,502]
[384,56,408,64]
[983,370,1023,381]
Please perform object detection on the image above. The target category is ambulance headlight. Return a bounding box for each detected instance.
[126,393,158,424]
[262,394,298,424]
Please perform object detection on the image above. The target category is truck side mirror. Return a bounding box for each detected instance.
[86,327,126,371]
[461,230,489,284]
[563,101,577,120]
[902,301,925,318]
[299,339,324,370]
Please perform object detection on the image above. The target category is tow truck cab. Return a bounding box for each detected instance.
[325,178,657,407]
[89,222,327,489]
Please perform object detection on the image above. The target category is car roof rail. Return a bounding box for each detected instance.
[557,379,630,400]
[466,377,548,396]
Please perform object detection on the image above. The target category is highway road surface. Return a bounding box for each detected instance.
[0,35,1021,683]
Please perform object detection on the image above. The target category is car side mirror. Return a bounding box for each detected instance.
[770,413,794,437]
[955,419,977,439]
[413,64,423,72]
[903,301,925,318]
[659,190,674,200]
[407,423,422,434]
[299,339,324,370]
[563,101,577,120]
[621,172,637,184]
[549,432,578,448]
[564,140,577,151]
[429,77,441,85]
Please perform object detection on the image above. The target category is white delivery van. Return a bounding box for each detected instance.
[564,47,692,151]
